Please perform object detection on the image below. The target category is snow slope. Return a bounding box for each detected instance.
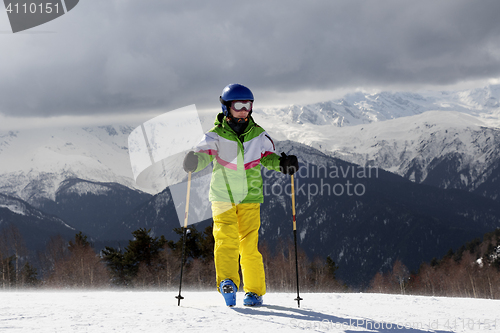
[1,291,498,332]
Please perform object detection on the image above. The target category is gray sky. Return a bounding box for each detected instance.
[1,0,500,125]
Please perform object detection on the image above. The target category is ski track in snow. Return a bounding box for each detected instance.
[0,291,499,332]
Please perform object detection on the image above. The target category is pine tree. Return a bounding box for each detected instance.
[168,226,204,259]
[125,228,166,269]
[19,262,39,288]
[103,228,168,287]
[69,232,91,251]
[325,256,339,280]
[102,246,130,286]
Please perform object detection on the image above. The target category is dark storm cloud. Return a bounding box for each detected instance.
[1,0,500,117]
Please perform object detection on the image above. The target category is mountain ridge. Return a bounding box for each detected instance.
[1,83,500,205]
[1,83,500,287]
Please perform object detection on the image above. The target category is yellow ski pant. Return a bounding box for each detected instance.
[212,202,266,296]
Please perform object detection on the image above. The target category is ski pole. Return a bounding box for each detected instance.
[176,171,192,306]
[290,173,303,307]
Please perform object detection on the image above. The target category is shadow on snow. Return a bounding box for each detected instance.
[231,304,451,333]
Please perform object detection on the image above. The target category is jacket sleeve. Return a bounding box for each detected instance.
[193,131,217,172]
[260,132,281,172]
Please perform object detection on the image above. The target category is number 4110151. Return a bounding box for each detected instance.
[6,2,60,14]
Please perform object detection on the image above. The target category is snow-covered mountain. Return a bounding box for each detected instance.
[0,194,76,251]
[261,111,500,195]
[264,142,500,286]
[1,83,499,207]
[0,126,138,206]
[38,178,152,239]
[1,83,500,287]
[256,83,500,128]
[95,140,500,287]
[254,84,500,197]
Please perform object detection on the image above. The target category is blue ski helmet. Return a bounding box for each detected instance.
[219,83,254,116]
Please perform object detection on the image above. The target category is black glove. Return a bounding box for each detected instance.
[183,151,198,173]
[279,152,299,175]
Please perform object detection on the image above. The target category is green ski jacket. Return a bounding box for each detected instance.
[193,113,281,203]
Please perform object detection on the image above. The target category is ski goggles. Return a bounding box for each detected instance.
[231,100,253,111]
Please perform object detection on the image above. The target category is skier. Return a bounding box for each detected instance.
[183,83,299,306]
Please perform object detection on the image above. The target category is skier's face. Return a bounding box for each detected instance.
[229,100,252,118]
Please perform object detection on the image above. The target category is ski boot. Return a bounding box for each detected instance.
[243,292,263,306]
[220,279,237,307]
